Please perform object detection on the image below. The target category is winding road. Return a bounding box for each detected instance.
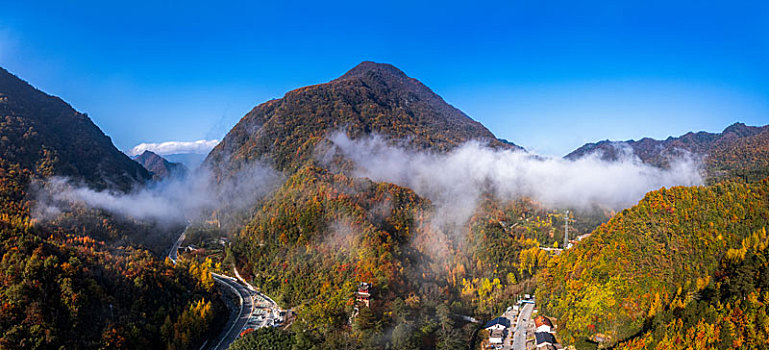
[209,273,256,350]
[167,229,256,350]
[167,229,185,263]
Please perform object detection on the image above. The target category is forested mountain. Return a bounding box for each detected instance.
[538,179,769,348]
[707,126,769,183]
[0,68,223,349]
[0,67,150,191]
[4,60,767,350]
[205,61,520,175]
[566,122,769,183]
[617,225,769,349]
[228,165,579,348]
[134,150,187,180]
[207,62,597,349]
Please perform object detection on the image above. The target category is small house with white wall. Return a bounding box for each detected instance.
[489,329,505,344]
[534,316,553,333]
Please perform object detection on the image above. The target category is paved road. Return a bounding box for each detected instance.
[166,229,256,350]
[511,303,534,350]
[209,273,255,350]
[234,267,282,326]
[167,229,185,263]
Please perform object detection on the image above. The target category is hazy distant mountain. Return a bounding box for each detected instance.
[0,67,150,191]
[566,122,769,183]
[163,153,207,170]
[205,61,521,174]
[133,150,187,180]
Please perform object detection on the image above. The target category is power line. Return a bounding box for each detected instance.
[563,210,571,249]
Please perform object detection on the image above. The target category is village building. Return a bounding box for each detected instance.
[484,317,510,345]
[489,329,505,345]
[355,282,372,307]
[534,315,554,333]
[535,332,557,349]
[484,316,510,331]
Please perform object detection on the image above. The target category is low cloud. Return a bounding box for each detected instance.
[128,140,220,156]
[33,161,282,228]
[327,132,704,231]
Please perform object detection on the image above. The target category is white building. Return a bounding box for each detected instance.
[489,329,504,344]
[484,317,511,346]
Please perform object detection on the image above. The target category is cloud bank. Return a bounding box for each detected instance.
[128,139,220,156]
[327,132,704,228]
[33,161,282,227]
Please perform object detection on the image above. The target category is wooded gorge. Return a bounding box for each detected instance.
[0,68,225,350]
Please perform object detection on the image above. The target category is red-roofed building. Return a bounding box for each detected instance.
[356,282,372,307]
[534,315,554,333]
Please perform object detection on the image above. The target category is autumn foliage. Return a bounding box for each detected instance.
[538,178,769,347]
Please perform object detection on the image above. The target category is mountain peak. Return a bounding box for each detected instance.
[134,150,187,180]
[722,122,751,136]
[331,61,441,104]
[206,61,520,173]
[336,61,409,81]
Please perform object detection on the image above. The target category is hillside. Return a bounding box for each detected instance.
[538,179,769,347]
[0,67,150,191]
[617,225,769,349]
[0,69,223,349]
[225,163,581,348]
[233,166,428,324]
[0,222,223,349]
[133,150,187,180]
[707,126,769,183]
[205,61,519,175]
[566,123,769,183]
[209,62,600,349]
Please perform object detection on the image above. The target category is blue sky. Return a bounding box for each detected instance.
[1,0,767,156]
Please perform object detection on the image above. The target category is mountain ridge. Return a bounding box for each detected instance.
[0,66,151,191]
[205,61,521,175]
[0,67,223,349]
[566,122,769,183]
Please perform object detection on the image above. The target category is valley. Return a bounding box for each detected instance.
[0,61,767,350]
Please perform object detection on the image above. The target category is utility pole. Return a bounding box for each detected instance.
[564,210,570,249]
